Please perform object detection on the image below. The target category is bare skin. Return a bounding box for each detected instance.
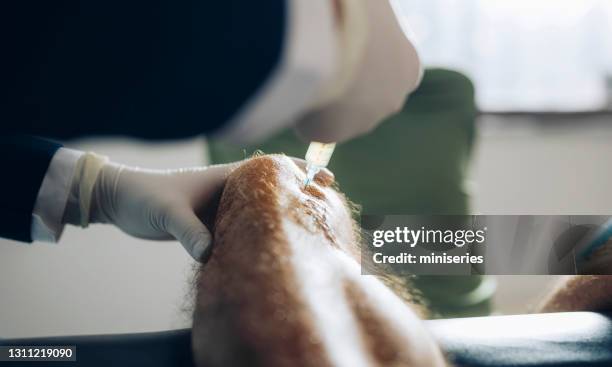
[191,155,445,367]
[539,241,612,313]
[538,275,612,313]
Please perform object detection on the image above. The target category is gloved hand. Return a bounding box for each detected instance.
[63,153,332,262]
[295,0,422,143]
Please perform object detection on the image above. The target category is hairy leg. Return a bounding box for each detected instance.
[191,155,445,367]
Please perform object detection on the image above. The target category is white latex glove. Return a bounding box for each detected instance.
[63,154,332,262]
[295,0,422,143]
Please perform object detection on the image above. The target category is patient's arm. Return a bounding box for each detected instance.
[191,155,445,367]
[539,241,612,313]
[539,275,612,313]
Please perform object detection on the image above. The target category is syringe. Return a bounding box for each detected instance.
[304,142,336,187]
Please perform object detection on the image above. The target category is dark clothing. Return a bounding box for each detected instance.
[0,136,61,242]
[0,0,287,241]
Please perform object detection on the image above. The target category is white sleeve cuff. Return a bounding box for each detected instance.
[31,148,83,242]
[216,0,338,144]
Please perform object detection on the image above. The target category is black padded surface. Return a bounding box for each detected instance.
[0,329,193,367]
[2,312,611,366]
[428,312,612,367]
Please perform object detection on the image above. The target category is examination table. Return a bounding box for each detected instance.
[2,312,611,366]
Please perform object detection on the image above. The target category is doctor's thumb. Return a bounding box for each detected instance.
[165,207,212,262]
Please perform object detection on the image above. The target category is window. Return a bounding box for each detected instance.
[398,0,612,111]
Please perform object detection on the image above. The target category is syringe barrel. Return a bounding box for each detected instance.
[305,142,336,168]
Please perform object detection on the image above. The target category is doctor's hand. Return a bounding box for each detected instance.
[295,0,421,144]
[63,154,332,262]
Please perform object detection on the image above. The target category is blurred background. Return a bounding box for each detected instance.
[2,0,612,337]
[399,0,612,112]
